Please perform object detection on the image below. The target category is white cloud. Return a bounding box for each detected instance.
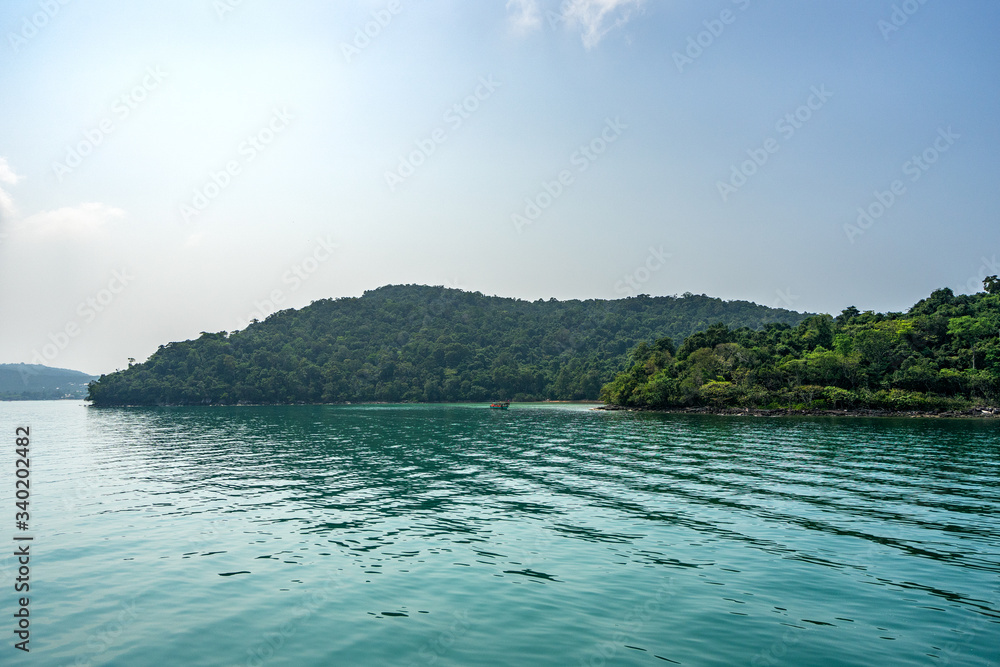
[19,202,125,239]
[0,157,19,185]
[507,0,542,33]
[0,159,125,243]
[185,231,206,247]
[506,0,643,48]
[0,157,20,225]
[563,0,644,48]
[0,189,14,226]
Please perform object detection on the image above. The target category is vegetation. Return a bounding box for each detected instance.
[86,284,807,406]
[600,280,1000,412]
[0,364,96,400]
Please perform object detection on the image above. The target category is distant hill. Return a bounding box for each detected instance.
[0,364,97,400]
[88,284,809,406]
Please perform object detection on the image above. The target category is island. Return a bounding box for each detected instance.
[85,281,1000,415]
[85,284,805,406]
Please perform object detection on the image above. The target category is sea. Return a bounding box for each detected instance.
[1,401,997,666]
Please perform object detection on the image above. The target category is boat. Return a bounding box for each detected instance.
[489,401,510,410]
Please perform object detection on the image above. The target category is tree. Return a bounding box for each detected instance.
[984,275,1000,295]
[600,285,1000,411]
[836,306,860,325]
[88,285,808,406]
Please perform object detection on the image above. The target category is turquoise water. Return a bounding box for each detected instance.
[1,401,998,666]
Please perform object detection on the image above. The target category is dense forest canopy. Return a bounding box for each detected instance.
[600,280,1000,411]
[86,284,807,406]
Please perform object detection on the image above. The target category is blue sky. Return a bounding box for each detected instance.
[1,0,998,375]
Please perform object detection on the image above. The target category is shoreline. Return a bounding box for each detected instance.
[594,404,1000,419]
[78,400,1000,418]
[84,399,605,408]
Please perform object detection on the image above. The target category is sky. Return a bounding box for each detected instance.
[0,0,998,376]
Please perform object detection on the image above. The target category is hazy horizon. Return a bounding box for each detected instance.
[2,0,998,376]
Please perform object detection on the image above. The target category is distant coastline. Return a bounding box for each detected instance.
[85,399,604,409]
[81,399,1000,419]
[0,363,96,401]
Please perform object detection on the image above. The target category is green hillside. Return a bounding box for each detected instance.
[87,284,808,406]
[601,281,1000,412]
[0,364,97,400]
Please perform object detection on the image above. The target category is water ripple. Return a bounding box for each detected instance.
[5,402,998,666]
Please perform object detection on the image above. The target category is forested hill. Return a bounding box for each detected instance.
[601,282,1000,412]
[87,284,808,406]
[0,364,97,400]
